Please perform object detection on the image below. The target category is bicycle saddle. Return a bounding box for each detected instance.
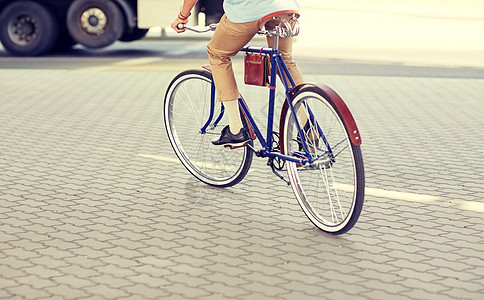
[258,10,300,38]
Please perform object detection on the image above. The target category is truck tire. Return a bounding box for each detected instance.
[0,1,59,56]
[67,0,125,49]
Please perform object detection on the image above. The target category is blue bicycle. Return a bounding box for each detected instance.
[164,13,364,234]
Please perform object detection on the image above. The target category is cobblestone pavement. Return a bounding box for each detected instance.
[1,65,483,299]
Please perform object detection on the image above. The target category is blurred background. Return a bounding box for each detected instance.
[0,0,482,70]
[294,0,484,67]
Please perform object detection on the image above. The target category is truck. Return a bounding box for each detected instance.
[0,0,223,56]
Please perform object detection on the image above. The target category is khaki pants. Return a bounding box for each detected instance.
[207,15,304,102]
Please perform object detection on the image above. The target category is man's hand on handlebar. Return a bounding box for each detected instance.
[171,17,188,33]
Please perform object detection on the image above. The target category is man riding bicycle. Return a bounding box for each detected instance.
[172,0,304,146]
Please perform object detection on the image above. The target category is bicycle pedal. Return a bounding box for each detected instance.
[225,143,248,150]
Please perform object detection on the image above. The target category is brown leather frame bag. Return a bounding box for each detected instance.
[244,50,270,86]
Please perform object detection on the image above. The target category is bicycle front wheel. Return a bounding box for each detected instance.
[280,85,364,234]
[164,70,253,187]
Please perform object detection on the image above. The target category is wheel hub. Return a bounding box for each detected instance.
[8,14,38,45]
[88,15,99,26]
[80,7,107,35]
[308,152,335,169]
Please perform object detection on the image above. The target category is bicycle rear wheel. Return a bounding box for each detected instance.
[164,70,253,187]
[280,85,364,234]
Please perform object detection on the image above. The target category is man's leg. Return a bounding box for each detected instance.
[207,15,259,136]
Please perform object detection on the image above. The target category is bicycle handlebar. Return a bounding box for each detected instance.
[178,23,218,33]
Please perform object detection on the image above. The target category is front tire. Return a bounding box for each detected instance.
[67,0,125,49]
[0,1,59,56]
[164,70,253,187]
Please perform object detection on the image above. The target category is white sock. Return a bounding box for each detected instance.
[224,99,243,135]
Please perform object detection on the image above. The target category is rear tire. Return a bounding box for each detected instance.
[280,86,365,234]
[67,0,125,49]
[0,1,59,56]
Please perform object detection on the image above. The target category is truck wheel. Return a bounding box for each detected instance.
[67,0,125,49]
[0,1,59,56]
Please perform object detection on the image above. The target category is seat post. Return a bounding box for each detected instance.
[272,34,280,51]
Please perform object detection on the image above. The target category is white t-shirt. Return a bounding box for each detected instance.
[223,0,299,23]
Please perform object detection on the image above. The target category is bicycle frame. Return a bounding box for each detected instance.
[201,46,326,166]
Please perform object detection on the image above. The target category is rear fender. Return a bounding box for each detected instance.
[284,83,362,146]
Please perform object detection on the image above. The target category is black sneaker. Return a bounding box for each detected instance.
[212,125,250,147]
